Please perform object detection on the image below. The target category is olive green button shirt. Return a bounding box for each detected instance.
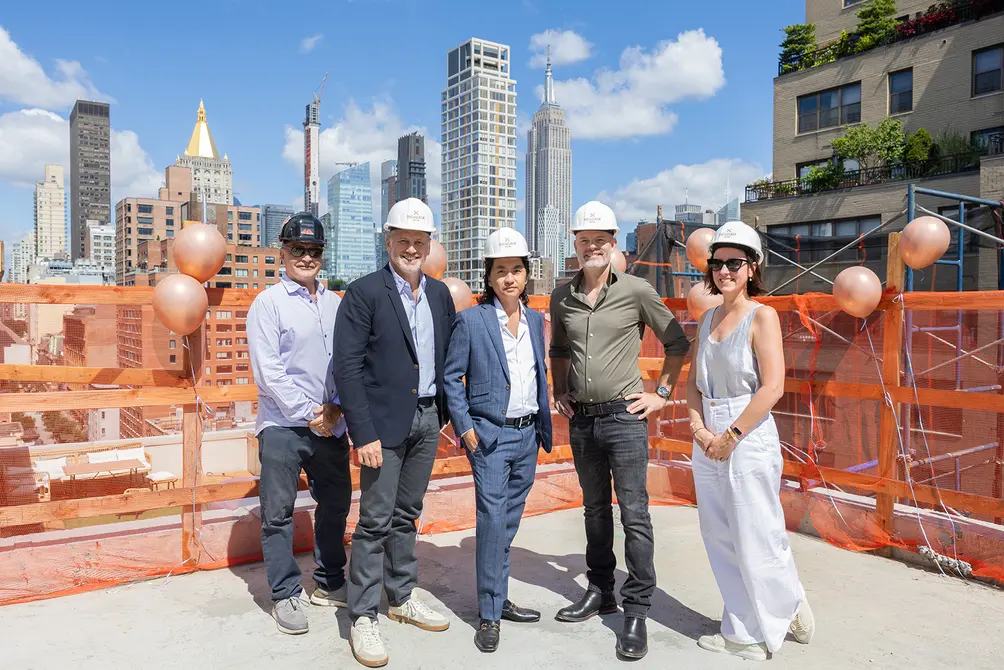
[549,267,683,404]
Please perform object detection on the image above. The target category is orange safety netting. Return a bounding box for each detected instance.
[2,293,1003,607]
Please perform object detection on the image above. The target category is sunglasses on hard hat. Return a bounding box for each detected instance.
[708,258,750,273]
[287,244,324,259]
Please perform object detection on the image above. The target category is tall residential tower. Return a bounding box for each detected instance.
[69,100,111,261]
[34,165,67,260]
[441,38,518,284]
[327,162,376,283]
[396,132,427,203]
[525,47,572,277]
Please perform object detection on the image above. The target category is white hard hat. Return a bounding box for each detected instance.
[710,220,763,263]
[571,201,619,233]
[385,197,436,233]
[484,227,529,259]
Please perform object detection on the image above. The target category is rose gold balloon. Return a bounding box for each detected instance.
[685,228,715,272]
[173,222,227,282]
[611,249,627,272]
[152,274,209,336]
[900,215,951,269]
[833,266,882,318]
[442,276,474,312]
[422,239,447,280]
[686,281,723,320]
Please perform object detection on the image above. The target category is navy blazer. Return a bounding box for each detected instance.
[333,264,456,448]
[444,301,552,453]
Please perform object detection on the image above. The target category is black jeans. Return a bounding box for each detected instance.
[258,426,351,602]
[569,408,655,617]
[348,401,441,622]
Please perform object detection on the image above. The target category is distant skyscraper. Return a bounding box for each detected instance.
[525,47,572,277]
[84,222,115,268]
[34,165,67,260]
[441,38,517,284]
[175,100,233,206]
[327,163,376,282]
[378,160,398,267]
[304,97,321,217]
[715,198,741,225]
[675,204,703,224]
[261,204,295,247]
[10,231,35,284]
[320,212,335,276]
[396,133,426,203]
[69,100,111,261]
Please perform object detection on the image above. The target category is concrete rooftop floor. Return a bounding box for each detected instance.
[2,505,1002,670]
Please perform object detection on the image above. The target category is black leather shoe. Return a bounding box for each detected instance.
[474,619,500,652]
[502,600,540,623]
[555,590,618,622]
[616,616,648,660]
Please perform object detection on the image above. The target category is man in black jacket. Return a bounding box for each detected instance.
[333,197,456,668]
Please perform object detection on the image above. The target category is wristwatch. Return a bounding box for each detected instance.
[656,385,672,400]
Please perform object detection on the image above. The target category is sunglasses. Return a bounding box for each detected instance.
[287,245,324,259]
[707,258,750,273]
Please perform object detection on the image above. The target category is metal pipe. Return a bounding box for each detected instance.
[914,336,1004,377]
[955,458,962,491]
[915,325,962,333]
[765,247,835,286]
[915,204,1004,247]
[767,209,907,295]
[960,384,1002,393]
[845,459,878,473]
[912,186,1004,209]
[908,441,1000,467]
[916,458,996,485]
[917,329,997,370]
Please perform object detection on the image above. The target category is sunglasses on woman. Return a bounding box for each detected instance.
[288,244,324,259]
[707,258,750,273]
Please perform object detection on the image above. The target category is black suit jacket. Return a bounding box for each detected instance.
[333,264,456,448]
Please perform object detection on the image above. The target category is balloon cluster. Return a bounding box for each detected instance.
[151,223,227,336]
[421,239,475,312]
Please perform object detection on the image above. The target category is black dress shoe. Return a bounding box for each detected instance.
[555,590,618,622]
[474,619,500,653]
[616,616,648,660]
[502,600,540,623]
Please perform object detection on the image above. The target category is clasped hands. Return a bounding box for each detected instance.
[308,402,342,437]
[694,427,736,462]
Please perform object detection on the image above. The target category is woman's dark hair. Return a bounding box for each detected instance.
[478,257,531,306]
[703,245,766,297]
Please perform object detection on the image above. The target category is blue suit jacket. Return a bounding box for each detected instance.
[333,264,456,448]
[444,301,553,453]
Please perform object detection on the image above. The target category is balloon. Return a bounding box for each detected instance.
[686,228,715,272]
[833,266,882,318]
[611,249,627,272]
[173,222,227,283]
[686,281,723,320]
[423,239,447,280]
[152,274,209,336]
[900,215,951,269]
[442,277,474,312]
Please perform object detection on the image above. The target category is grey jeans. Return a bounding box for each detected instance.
[348,401,441,621]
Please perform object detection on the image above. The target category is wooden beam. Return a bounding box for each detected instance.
[877,233,905,545]
[0,364,191,387]
[0,385,259,413]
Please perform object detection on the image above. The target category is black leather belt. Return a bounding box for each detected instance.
[417,396,436,408]
[573,399,630,417]
[505,413,536,428]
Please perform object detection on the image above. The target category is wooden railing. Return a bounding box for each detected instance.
[2,238,1004,562]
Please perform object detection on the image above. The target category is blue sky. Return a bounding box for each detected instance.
[0,0,804,263]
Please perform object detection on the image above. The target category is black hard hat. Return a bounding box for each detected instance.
[279,212,325,245]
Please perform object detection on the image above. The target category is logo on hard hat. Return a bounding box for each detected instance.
[301,225,314,236]
[407,211,424,222]
[721,228,737,238]
[501,237,516,248]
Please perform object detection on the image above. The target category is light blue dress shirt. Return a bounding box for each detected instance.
[390,265,436,398]
[247,275,346,437]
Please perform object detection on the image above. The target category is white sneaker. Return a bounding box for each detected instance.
[789,599,815,644]
[388,597,450,632]
[698,633,768,661]
[350,617,388,668]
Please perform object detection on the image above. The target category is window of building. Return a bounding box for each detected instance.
[797,82,861,133]
[769,216,880,262]
[238,211,252,221]
[215,281,232,288]
[972,126,1004,150]
[265,269,275,277]
[137,228,153,236]
[170,355,176,364]
[974,46,1003,96]
[166,219,174,227]
[169,340,176,349]
[253,256,259,263]
[138,204,153,214]
[235,255,249,264]
[235,268,248,277]
[889,69,913,114]
[216,310,232,319]
[236,282,249,289]
[166,207,174,215]
[137,216,154,225]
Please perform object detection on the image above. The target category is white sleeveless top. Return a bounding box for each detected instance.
[695,304,762,400]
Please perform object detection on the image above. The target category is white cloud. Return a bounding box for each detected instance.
[529,30,593,68]
[0,108,163,200]
[596,158,766,224]
[299,34,323,54]
[542,30,725,140]
[0,26,112,110]
[282,98,442,221]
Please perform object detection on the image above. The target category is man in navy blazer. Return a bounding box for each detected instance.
[444,227,552,653]
[333,198,456,668]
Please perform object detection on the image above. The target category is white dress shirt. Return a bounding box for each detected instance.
[494,298,539,418]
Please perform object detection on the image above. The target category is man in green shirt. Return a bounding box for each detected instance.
[548,201,690,661]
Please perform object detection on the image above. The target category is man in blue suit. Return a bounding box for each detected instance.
[444,227,553,653]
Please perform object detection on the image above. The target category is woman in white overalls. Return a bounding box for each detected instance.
[686,220,815,661]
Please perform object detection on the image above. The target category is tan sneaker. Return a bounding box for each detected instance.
[698,633,768,661]
[388,597,450,632]
[350,617,388,668]
[789,599,815,644]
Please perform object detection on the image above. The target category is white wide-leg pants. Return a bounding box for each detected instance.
[692,393,805,653]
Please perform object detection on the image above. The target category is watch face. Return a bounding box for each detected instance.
[657,386,670,398]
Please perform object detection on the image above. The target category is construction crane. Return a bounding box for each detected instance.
[313,72,328,105]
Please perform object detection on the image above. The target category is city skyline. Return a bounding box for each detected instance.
[0,4,791,272]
